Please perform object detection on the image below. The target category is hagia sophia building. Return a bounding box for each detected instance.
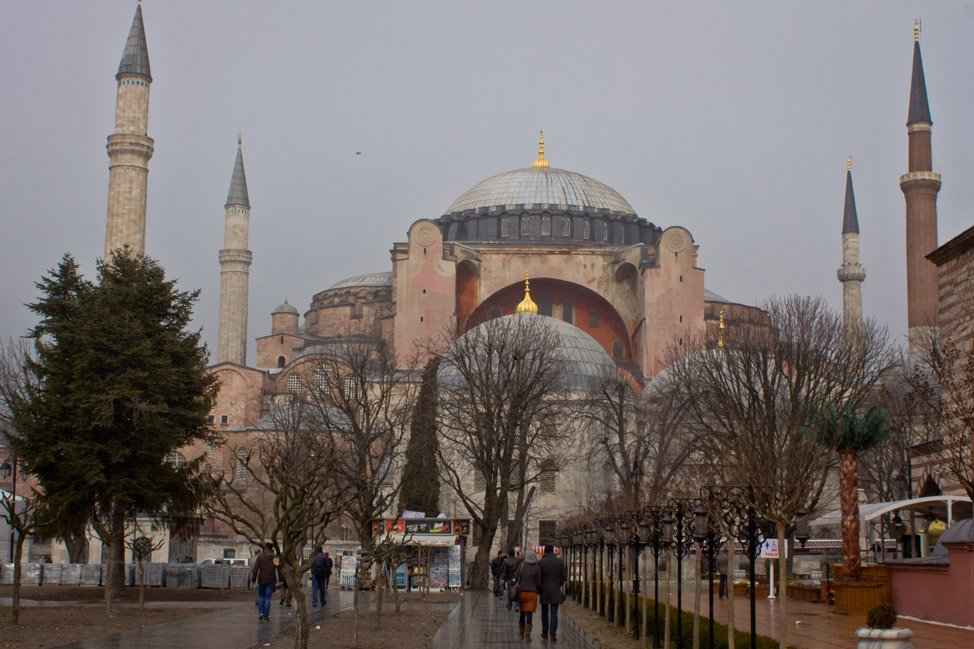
[97,5,945,559]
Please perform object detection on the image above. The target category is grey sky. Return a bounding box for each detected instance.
[2,1,972,362]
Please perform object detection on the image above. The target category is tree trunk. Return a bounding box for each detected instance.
[65,535,88,564]
[392,560,402,613]
[108,508,126,599]
[777,521,788,649]
[284,568,310,649]
[138,557,145,609]
[375,564,385,630]
[663,557,672,649]
[839,449,862,580]
[11,532,26,624]
[472,522,499,591]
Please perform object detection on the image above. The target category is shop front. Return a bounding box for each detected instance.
[371,518,470,592]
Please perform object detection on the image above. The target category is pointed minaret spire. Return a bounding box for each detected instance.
[838,158,866,329]
[226,139,251,208]
[900,21,940,351]
[218,138,254,365]
[117,2,151,81]
[907,21,931,126]
[104,2,154,257]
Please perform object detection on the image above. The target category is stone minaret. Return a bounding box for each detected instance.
[104,2,154,258]
[217,139,253,365]
[900,22,940,350]
[837,158,865,328]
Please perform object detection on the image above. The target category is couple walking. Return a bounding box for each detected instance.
[509,545,567,642]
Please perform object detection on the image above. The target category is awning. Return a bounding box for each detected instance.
[811,495,973,528]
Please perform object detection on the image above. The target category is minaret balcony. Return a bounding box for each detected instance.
[899,170,942,188]
[837,264,866,283]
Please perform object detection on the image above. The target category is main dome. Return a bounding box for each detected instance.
[444,167,636,215]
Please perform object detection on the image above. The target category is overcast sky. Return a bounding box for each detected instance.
[2,1,972,362]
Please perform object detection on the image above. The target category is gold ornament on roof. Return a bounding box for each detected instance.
[533,131,550,169]
[914,20,919,42]
[847,155,851,171]
[238,133,242,148]
[516,272,539,314]
[718,309,725,349]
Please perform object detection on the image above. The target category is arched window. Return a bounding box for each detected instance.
[501,218,510,238]
[473,472,486,492]
[539,463,557,493]
[538,291,552,317]
[489,306,502,320]
[343,375,358,399]
[314,365,332,395]
[612,340,624,359]
[601,220,609,242]
[520,215,530,236]
[166,451,187,468]
[287,373,303,394]
[541,215,551,236]
[277,356,285,368]
[583,219,591,239]
[562,301,573,324]
[589,310,599,327]
[562,216,571,237]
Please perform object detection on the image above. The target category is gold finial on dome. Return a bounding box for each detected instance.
[533,130,550,169]
[516,272,539,314]
[238,133,242,148]
[847,155,851,172]
[914,19,919,42]
[718,309,725,349]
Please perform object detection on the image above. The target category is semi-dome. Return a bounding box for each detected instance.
[439,313,616,392]
[328,272,393,291]
[445,167,635,216]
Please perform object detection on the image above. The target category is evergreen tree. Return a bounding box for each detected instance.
[399,356,440,515]
[9,251,218,599]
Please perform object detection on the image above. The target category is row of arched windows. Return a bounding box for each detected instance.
[495,214,618,242]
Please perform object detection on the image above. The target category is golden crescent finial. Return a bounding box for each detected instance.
[238,133,242,148]
[847,155,851,172]
[533,130,550,169]
[516,271,539,314]
[718,309,725,349]
[914,20,919,42]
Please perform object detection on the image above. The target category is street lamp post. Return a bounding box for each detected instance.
[664,500,695,649]
[605,523,616,623]
[617,520,628,628]
[694,503,722,649]
[705,486,768,649]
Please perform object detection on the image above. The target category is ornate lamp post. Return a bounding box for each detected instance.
[605,523,616,622]
[705,486,768,649]
[573,529,583,603]
[630,516,647,639]
[617,520,628,628]
[664,500,695,649]
[694,502,722,649]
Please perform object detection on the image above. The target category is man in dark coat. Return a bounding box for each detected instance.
[502,548,523,611]
[490,551,507,598]
[538,544,567,641]
[311,546,330,607]
[250,548,278,623]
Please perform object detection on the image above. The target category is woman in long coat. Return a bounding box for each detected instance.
[516,550,544,641]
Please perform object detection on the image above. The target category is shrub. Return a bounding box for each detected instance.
[866,603,898,629]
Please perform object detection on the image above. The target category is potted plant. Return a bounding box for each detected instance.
[855,603,914,649]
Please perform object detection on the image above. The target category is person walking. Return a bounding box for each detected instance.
[251,548,277,623]
[503,549,523,611]
[311,546,329,607]
[516,550,543,641]
[538,544,567,641]
[322,552,334,589]
[490,551,507,598]
[717,549,729,599]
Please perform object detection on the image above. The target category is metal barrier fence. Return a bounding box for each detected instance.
[0,562,251,589]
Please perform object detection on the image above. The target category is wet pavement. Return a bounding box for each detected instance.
[427,591,587,649]
[49,589,354,649]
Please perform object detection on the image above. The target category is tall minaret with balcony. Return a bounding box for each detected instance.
[217,138,253,365]
[900,21,940,350]
[104,2,154,258]
[837,157,865,329]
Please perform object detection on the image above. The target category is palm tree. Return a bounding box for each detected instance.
[804,403,889,580]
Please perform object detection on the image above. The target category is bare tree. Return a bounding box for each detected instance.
[671,296,897,649]
[578,367,695,508]
[434,315,571,588]
[207,399,350,649]
[905,335,974,501]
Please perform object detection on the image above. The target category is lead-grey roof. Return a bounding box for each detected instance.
[439,314,616,392]
[908,41,932,125]
[116,4,151,81]
[226,147,250,207]
[842,169,859,234]
[445,167,636,215]
[328,272,393,290]
[272,300,299,315]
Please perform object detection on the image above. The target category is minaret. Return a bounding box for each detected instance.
[217,138,253,365]
[900,21,940,350]
[837,157,866,329]
[104,1,154,258]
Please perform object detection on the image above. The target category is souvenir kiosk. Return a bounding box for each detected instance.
[371,518,470,591]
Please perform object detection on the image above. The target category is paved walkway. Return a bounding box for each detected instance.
[50,589,355,649]
[428,591,587,649]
